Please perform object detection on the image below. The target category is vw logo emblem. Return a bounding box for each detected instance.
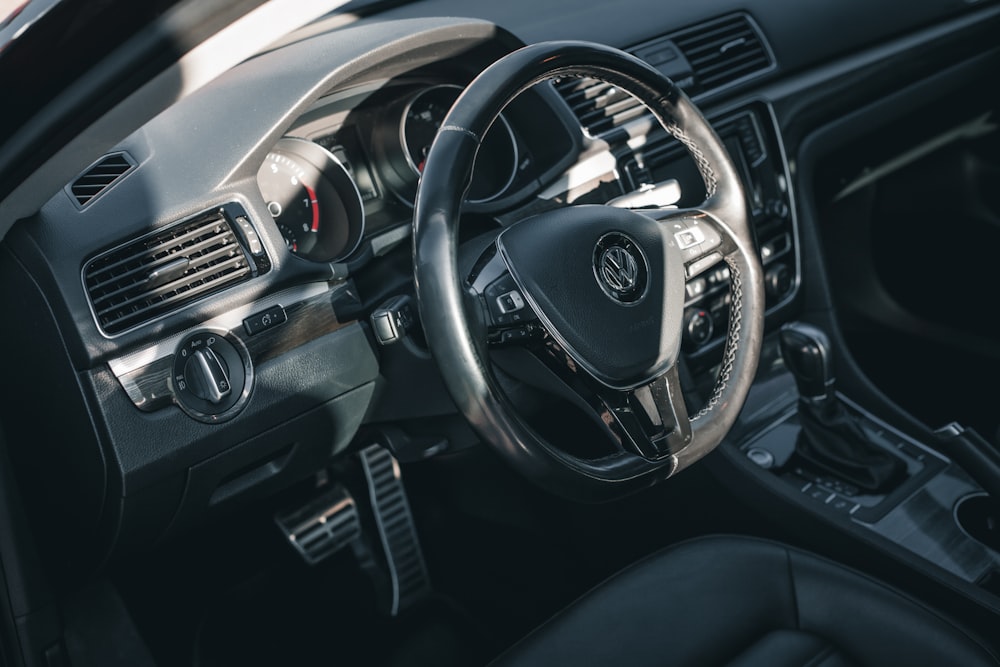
[593,232,648,304]
[600,246,639,292]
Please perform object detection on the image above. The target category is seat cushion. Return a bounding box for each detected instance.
[490,535,998,666]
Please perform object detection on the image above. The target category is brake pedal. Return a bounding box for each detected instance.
[275,484,361,565]
[359,443,432,616]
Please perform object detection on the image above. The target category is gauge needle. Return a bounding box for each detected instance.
[305,184,320,232]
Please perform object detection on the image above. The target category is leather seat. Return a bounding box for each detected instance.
[491,535,998,666]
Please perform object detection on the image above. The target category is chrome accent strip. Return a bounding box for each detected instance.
[107,281,333,377]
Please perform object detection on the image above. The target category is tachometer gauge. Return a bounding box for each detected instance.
[403,85,519,203]
[375,84,519,206]
[257,137,364,262]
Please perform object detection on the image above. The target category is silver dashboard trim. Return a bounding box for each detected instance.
[107,281,334,378]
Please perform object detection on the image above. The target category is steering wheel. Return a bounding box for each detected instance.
[413,41,764,500]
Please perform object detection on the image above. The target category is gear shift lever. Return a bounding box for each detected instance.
[779,323,835,403]
[779,322,905,492]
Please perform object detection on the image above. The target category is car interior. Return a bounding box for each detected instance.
[1,0,1000,664]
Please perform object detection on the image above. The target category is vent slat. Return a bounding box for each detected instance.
[70,153,135,207]
[84,211,255,335]
[554,14,772,138]
[700,61,771,89]
[86,219,230,281]
[673,25,754,53]
[576,96,644,127]
[587,105,649,136]
[86,224,235,289]
[96,265,253,333]
[695,49,769,78]
[677,15,772,93]
[95,255,248,318]
[91,244,242,309]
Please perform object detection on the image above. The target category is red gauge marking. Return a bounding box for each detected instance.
[304,184,320,232]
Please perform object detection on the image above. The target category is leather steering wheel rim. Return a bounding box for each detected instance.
[413,41,765,500]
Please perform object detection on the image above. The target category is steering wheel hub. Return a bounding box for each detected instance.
[497,204,686,389]
[593,232,648,304]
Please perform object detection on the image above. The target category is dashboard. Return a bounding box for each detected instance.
[0,0,997,582]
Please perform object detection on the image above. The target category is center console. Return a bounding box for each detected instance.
[726,327,1000,600]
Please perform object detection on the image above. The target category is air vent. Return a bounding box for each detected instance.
[553,78,646,137]
[671,14,773,95]
[69,152,136,207]
[638,112,765,173]
[84,209,255,335]
[554,14,773,138]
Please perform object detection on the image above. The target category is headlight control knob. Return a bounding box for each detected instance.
[184,346,231,404]
[172,331,252,423]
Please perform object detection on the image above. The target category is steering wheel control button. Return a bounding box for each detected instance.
[485,275,534,327]
[499,325,538,345]
[243,305,287,336]
[172,331,252,423]
[674,226,705,250]
[672,220,723,264]
[496,290,525,314]
[686,252,723,279]
[593,232,649,305]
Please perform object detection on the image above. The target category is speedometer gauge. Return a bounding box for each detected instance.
[374,84,519,206]
[257,138,365,262]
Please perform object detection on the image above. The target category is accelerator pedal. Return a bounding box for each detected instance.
[359,443,432,616]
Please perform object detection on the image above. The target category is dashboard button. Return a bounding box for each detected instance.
[828,495,859,515]
[685,278,706,300]
[234,215,265,256]
[683,308,714,349]
[243,305,287,336]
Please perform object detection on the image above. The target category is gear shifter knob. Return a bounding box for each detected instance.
[779,322,835,402]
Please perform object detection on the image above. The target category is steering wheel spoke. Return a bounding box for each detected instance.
[533,338,691,461]
[618,366,691,459]
[465,242,541,346]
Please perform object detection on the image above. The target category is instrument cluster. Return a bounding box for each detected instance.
[256,78,578,262]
